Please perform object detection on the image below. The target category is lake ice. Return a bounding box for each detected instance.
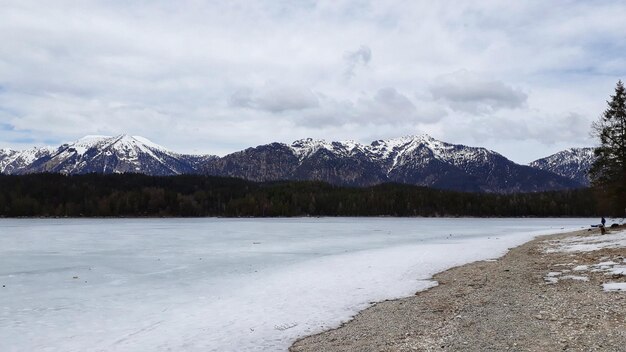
[0,218,593,351]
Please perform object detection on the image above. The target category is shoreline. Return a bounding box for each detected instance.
[0,215,615,219]
[290,226,626,351]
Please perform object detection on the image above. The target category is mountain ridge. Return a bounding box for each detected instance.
[223,135,582,192]
[0,134,593,193]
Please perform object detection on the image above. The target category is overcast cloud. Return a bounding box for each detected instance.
[1,1,625,162]
[430,70,528,114]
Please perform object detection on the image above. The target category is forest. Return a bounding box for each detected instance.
[0,173,598,217]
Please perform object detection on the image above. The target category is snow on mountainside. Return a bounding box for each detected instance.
[0,135,213,176]
[288,134,497,170]
[0,146,57,174]
[290,138,362,160]
[369,135,498,172]
[529,147,596,186]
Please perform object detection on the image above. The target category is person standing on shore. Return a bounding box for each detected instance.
[601,217,607,235]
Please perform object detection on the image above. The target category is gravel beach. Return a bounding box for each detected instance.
[290,226,626,352]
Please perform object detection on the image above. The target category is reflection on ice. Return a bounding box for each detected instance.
[0,218,592,351]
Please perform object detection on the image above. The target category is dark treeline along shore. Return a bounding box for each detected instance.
[0,173,598,218]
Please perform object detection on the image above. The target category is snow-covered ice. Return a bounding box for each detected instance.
[0,218,593,352]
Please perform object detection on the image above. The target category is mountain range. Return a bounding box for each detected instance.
[0,134,596,193]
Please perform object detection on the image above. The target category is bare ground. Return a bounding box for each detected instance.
[290,227,626,352]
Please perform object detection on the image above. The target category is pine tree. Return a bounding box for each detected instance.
[589,80,626,215]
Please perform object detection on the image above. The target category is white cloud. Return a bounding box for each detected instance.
[0,0,624,162]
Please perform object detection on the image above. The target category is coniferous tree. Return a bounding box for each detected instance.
[589,80,626,215]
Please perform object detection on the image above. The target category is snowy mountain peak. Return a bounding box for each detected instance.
[372,134,434,148]
[288,134,441,162]
[56,135,175,165]
[373,134,441,148]
[564,147,596,160]
[529,147,596,186]
[290,138,360,160]
[367,134,456,161]
[287,134,500,170]
[290,138,327,160]
[71,135,167,152]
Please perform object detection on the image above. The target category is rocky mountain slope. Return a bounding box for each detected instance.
[1,134,589,193]
[529,147,596,186]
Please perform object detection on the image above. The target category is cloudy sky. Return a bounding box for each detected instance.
[1,0,625,163]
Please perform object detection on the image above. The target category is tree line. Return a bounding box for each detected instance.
[0,173,598,217]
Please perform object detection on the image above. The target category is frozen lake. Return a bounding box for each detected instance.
[1,218,593,351]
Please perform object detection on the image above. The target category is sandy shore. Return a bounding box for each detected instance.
[290,226,626,351]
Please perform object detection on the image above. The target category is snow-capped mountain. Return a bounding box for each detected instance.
[0,134,587,193]
[0,135,214,176]
[529,147,596,186]
[202,135,583,192]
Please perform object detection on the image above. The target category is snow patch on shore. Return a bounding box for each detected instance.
[545,230,626,253]
[545,230,625,292]
[603,283,626,292]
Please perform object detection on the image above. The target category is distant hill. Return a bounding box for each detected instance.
[529,148,596,186]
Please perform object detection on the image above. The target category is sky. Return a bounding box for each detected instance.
[1,0,625,163]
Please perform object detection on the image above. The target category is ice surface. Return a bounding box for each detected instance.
[0,218,593,352]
